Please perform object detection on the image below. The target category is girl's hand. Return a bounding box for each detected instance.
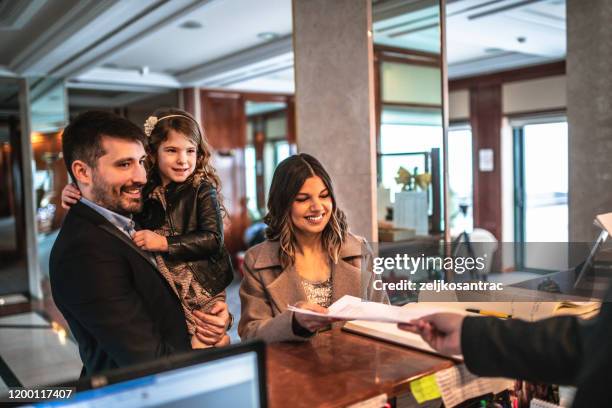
[61,183,81,209]
[132,230,168,252]
[192,302,230,346]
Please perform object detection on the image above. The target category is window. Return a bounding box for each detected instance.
[447,125,473,234]
[514,119,568,243]
[244,145,258,216]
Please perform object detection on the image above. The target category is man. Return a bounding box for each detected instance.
[398,288,612,407]
[50,111,228,376]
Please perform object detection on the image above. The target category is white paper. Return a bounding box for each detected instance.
[595,212,612,235]
[478,148,494,172]
[288,295,448,324]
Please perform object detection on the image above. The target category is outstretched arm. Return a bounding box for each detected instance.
[399,313,583,385]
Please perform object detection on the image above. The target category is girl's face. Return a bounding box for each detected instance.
[290,176,332,237]
[156,130,197,186]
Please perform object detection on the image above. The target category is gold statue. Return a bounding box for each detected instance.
[395,166,432,191]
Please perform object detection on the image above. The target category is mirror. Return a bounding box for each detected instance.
[370,0,446,303]
[243,98,296,247]
[0,77,29,295]
[372,0,445,244]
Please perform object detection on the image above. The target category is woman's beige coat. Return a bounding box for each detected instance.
[238,233,388,342]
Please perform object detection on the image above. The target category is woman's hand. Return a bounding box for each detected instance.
[292,301,340,333]
[61,183,81,209]
[193,302,230,346]
[132,230,168,252]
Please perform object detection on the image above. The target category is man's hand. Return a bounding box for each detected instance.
[292,301,341,333]
[133,230,168,252]
[61,183,81,209]
[398,313,465,356]
[193,302,230,346]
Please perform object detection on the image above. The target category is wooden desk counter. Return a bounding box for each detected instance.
[266,328,454,407]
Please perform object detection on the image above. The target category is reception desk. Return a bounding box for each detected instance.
[266,328,455,407]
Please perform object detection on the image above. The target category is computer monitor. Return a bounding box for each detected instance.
[575,229,609,288]
[29,341,266,408]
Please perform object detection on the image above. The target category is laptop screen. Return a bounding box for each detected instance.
[30,343,265,408]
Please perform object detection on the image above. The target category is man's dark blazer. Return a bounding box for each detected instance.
[461,288,612,407]
[49,201,191,376]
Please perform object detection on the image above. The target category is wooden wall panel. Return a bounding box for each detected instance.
[199,90,248,255]
[450,60,565,91]
[286,97,296,145]
[470,84,502,241]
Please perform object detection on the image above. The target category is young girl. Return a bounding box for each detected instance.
[62,108,234,349]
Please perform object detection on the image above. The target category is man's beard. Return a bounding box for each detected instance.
[91,172,144,216]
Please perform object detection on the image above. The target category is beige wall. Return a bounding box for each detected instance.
[503,75,566,114]
[449,89,469,121]
[449,75,567,121]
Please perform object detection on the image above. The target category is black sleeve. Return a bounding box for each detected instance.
[571,302,612,407]
[54,245,181,366]
[166,186,224,261]
[461,315,583,384]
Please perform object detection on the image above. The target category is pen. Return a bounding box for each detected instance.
[465,308,512,319]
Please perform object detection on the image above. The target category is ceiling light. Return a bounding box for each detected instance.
[257,32,280,41]
[180,20,203,29]
[484,47,503,54]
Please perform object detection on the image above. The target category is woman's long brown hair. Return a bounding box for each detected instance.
[264,154,348,269]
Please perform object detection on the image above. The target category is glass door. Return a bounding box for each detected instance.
[514,119,568,272]
[0,78,29,296]
[515,120,568,243]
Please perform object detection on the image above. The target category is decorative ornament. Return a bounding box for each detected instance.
[143,116,159,137]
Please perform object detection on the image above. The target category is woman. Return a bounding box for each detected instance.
[238,154,387,342]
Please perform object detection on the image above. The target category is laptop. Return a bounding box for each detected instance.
[26,341,266,408]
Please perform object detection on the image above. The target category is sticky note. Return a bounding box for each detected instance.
[410,374,441,403]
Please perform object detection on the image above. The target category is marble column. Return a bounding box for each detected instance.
[567,0,612,242]
[292,0,377,241]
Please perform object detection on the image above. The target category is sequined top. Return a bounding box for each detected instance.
[301,277,333,308]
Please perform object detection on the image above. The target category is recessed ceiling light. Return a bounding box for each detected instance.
[257,32,280,41]
[180,20,203,29]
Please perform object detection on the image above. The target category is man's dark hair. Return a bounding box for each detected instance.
[62,111,146,182]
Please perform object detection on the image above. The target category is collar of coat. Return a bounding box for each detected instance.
[251,233,364,269]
